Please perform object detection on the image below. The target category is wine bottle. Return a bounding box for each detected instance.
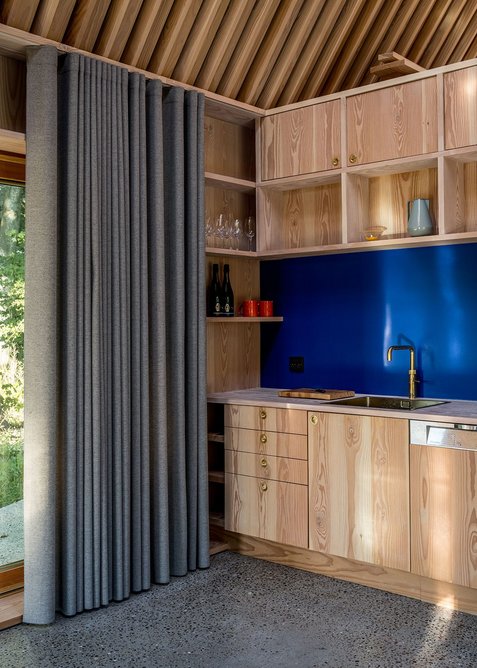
[221,263,234,316]
[208,263,221,316]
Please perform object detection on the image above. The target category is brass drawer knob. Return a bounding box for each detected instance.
[260,481,268,492]
[260,457,268,468]
[310,414,318,425]
[259,409,267,419]
[260,433,267,444]
[349,153,358,164]
[331,157,339,167]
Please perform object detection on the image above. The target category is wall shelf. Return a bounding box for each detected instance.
[207,316,283,323]
[205,171,255,193]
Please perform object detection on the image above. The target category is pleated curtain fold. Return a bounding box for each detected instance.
[24,46,209,624]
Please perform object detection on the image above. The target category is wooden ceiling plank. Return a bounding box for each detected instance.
[257,0,326,108]
[238,0,305,106]
[64,0,113,52]
[216,0,282,100]
[426,1,477,67]
[276,0,349,106]
[418,0,469,68]
[195,0,256,92]
[450,8,477,63]
[407,0,457,64]
[147,0,204,77]
[94,0,145,61]
[121,0,174,69]
[30,0,77,42]
[320,0,392,95]
[172,0,230,84]
[0,0,41,32]
[299,0,372,100]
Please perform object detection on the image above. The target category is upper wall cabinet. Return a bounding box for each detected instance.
[346,78,438,166]
[444,67,477,150]
[260,100,341,180]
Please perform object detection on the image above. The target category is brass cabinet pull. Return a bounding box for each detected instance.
[331,157,339,167]
[349,153,358,164]
[310,414,318,425]
[260,481,268,491]
[260,433,267,443]
[260,457,268,467]
[259,409,267,419]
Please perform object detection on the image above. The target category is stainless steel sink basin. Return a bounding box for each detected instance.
[326,396,448,411]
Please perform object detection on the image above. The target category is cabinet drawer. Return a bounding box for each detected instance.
[224,426,307,459]
[225,473,308,548]
[224,404,307,434]
[225,450,307,485]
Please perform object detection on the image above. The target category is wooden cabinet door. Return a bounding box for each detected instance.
[261,99,341,180]
[346,78,438,165]
[308,412,410,571]
[410,445,477,588]
[225,473,308,547]
[444,67,477,149]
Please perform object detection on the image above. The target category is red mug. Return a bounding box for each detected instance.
[241,299,260,317]
[259,300,273,317]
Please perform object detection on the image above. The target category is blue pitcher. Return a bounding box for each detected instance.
[407,198,433,237]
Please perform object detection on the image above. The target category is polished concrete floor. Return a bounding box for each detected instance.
[1,551,477,668]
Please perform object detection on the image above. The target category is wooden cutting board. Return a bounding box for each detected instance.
[278,388,355,400]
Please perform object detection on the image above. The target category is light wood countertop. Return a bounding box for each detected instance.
[207,387,477,425]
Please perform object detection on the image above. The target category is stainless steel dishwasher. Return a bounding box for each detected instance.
[410,419,477,589]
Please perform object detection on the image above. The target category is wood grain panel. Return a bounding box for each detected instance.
[222,530,477,616]
[347,78,438,165]
[410,444,477,589]
[0,591,23,630]
[0,56,26,133]
[441,157,477,234]
[121,0,174,68]
[0,0,41,31]
[308,412,410,571]
[225,450,307,485]
[224,426,308,460]
[64,0,112,52]
[225,473,308,548]
[225,405,308,434]
[205,116,255,181]
[444,67,477,149]
[258,183,342,251]
[261,100,340,180]
[31,0,76,41]
[94,0,144,61]
[207,321,260,393]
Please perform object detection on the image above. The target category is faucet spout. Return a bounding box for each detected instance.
[386,345,417,399]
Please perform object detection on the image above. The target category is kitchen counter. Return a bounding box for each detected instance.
[207,387,477,424]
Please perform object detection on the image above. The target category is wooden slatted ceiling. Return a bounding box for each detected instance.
[2,0,477,109]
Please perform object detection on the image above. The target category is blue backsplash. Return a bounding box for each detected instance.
[260,244,477,400]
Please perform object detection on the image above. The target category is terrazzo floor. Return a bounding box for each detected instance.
[1,551,477,668]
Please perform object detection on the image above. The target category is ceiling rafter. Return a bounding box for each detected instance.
[238,0,305,106]
[94,0,144,62]
[147,0,203,77]
[448,6,477,63]
[426,0,477,68]
[195,0,256,92]
[64,0,112,52]
[121,0,174,69]
[419,0,469,69]
[407,0,456,64]
[172,0,230,84]
[0,0,41,32]
[216,0,281,100]
[256,0,327,108]
[30,0,76,42]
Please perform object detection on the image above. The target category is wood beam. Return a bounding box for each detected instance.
[64,0,112,52]
[257,0,326,109]
[30,0,76,42]
[407,0,456,64]
[276,0,348,106]
[426,0,477,68]
[172,0,230,85]
[94,0,144,61]
[238,0,305,106]
[299,0,370,100]
[120,0,174,69]
[449,6,477,63]
[195,0,256,92]
[0,0,41,32]
[147,0,203,77]
[216,0,281,100]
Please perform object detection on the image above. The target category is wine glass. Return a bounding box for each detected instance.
[215,213,225,247]
[232,218,242,250]
[222,213,234,249]
[205,212,213,245]
[245,216,255,251]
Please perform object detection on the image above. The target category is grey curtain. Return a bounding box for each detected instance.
[24,46,209,624]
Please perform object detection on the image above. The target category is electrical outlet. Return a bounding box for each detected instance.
[289,356,304,372]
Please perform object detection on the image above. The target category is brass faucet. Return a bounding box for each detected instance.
[387,345,417,399]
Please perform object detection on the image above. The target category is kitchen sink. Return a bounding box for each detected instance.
[326,396,449,411]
